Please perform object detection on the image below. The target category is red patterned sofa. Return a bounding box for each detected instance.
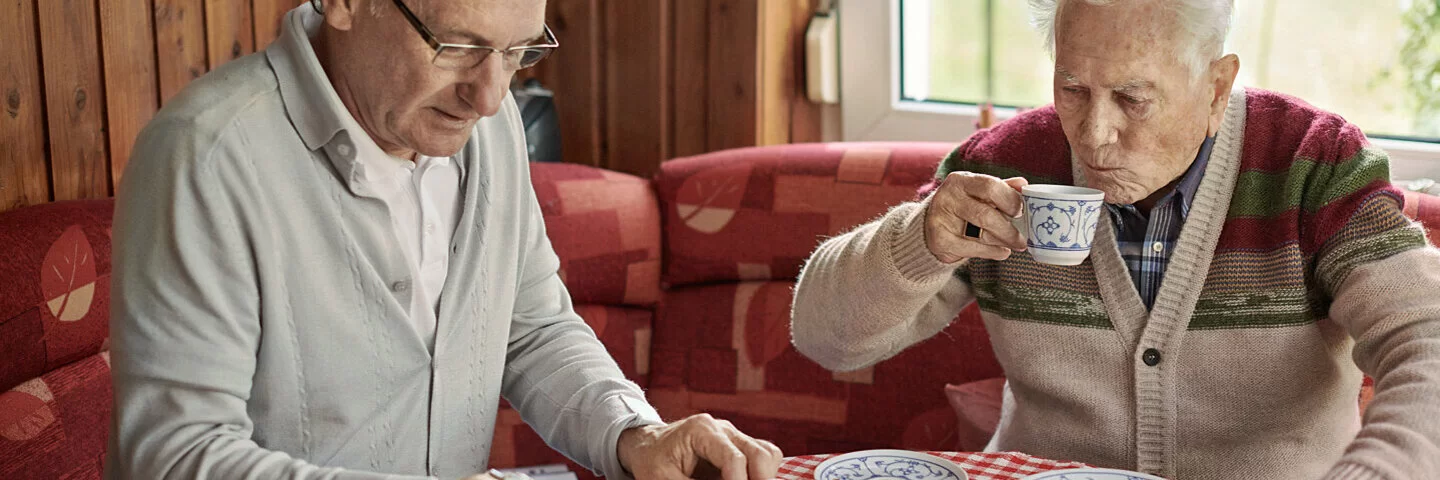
[4,143,1440,479]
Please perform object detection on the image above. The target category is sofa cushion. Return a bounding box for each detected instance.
[0,352,111,479]
[1402,190,1440,246]
[944,377,1006,452]
[487,303,650,479]
[656,143,955,286]
[648,280,1002,455]
[0,199,114,392]
[531,163,661,306]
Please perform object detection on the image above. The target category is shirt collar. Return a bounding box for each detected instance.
[265,6,462,190]
[1171,135,1215,216]
[266,6,351,152]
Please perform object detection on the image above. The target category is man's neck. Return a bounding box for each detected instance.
[313,30,418,163]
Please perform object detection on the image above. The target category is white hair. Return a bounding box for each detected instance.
[1028,0,1234,79]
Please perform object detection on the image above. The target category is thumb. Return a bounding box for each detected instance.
[1003,177,1029,192]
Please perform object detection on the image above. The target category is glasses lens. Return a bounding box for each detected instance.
[514,48,553,69]
[433,46,486,70]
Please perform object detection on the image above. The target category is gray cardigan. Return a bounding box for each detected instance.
[105,7,661,479]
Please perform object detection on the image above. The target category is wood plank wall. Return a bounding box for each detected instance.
[1,0,822,214]
[524,0,823,178]
[0,0,300,213]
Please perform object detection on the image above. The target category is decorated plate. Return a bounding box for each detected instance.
[814,450,967,480]
[1020,468,1167,480]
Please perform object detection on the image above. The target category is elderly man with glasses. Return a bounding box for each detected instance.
[104,1,782,479]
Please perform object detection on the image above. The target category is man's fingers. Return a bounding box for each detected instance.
[954,172,1025,217]
[688,424,748,480]
[964,206,1027,251]
[727,431,781,480]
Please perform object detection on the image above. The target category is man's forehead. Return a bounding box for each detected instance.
[417,0,546,44]
[1055,64,1157,92]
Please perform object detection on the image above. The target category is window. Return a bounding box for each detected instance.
[839,0,1440,180]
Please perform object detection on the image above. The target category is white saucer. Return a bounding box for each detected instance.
[1020,467,1167,480]
[814,450,967,480]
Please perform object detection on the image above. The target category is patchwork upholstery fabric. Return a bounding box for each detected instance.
[488,163,660,478]
[487,304,653,478]
[0,200,114,480]
[656,142,956,286]
[0,352,112,479]
[0,200,115,392]
[530,163,662,307]
[648,283,1003,456]
[1403,190,1440,244]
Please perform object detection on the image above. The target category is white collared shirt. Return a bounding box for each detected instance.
[341,117,462,352]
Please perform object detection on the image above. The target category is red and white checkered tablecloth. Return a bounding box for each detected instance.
[777,451,1091,480]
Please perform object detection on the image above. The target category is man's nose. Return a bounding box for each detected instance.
[456,56,511,119]
[1078,101,1119,150]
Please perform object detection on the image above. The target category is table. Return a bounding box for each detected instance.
[778,451,1091,480]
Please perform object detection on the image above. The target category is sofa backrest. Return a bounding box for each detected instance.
[0,199,116,479]
[655,142,957,286]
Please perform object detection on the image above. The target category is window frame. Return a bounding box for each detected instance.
[837,0,1440,181]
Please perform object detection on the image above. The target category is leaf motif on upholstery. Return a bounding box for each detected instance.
[676,164,752,234]
[0,378,56,441]
[743,283,793,368]
[40,225,97,322]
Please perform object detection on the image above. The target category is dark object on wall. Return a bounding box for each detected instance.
[513,78,562,163]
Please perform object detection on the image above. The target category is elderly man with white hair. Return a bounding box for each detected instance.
[791,0,1440,479]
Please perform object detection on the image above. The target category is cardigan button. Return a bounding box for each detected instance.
[1142,348,1161,367]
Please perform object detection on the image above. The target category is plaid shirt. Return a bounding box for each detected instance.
[1106,136,1215,309]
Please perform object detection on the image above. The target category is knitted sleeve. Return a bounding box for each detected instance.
[1308,129,1440,479]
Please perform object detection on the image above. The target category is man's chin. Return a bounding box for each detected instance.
[412,136,471,158]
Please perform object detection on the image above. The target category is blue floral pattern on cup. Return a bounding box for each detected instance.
[815,452,966,480]
[1026,198,1102,252]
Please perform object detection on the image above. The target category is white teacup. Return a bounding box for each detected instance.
[1011,184,1106,265]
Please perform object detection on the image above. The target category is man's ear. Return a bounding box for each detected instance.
[319,0,361,31]
[1206,53,1240,136]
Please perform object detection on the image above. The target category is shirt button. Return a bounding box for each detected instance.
[425,223,435,234]
[391,279,410,293]
[336,143,352,157]
[1142,348,1162,367]
[1151,242,1164,253]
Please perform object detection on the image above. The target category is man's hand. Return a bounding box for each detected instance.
[924,172,1029,263]
[617,414,783,480]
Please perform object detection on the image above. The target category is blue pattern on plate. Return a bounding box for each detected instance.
[815,453,963,480]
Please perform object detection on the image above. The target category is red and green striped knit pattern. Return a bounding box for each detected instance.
[933,88,1429,331]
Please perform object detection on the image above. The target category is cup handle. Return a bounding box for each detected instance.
[1010,210,1028,242]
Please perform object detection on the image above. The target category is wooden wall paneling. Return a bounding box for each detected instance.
[0,0,54,210]
[546,0,604,167]
[788,0,822,144]
[758,0,794,146]
[100,0,160,188]
[205,0,255,71]
[671,0,708,159]
[37,0,111,201]
[253,0,299,50]
[154,0,209,103]
[706,0,759,152]
[604,0,670,177]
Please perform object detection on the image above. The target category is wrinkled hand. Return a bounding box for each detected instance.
[617,414,783,480]
[924,172,1029,263]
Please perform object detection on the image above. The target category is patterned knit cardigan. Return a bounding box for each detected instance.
[791,87,1440,480]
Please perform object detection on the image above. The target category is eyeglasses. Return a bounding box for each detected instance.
[389,0,558,71]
